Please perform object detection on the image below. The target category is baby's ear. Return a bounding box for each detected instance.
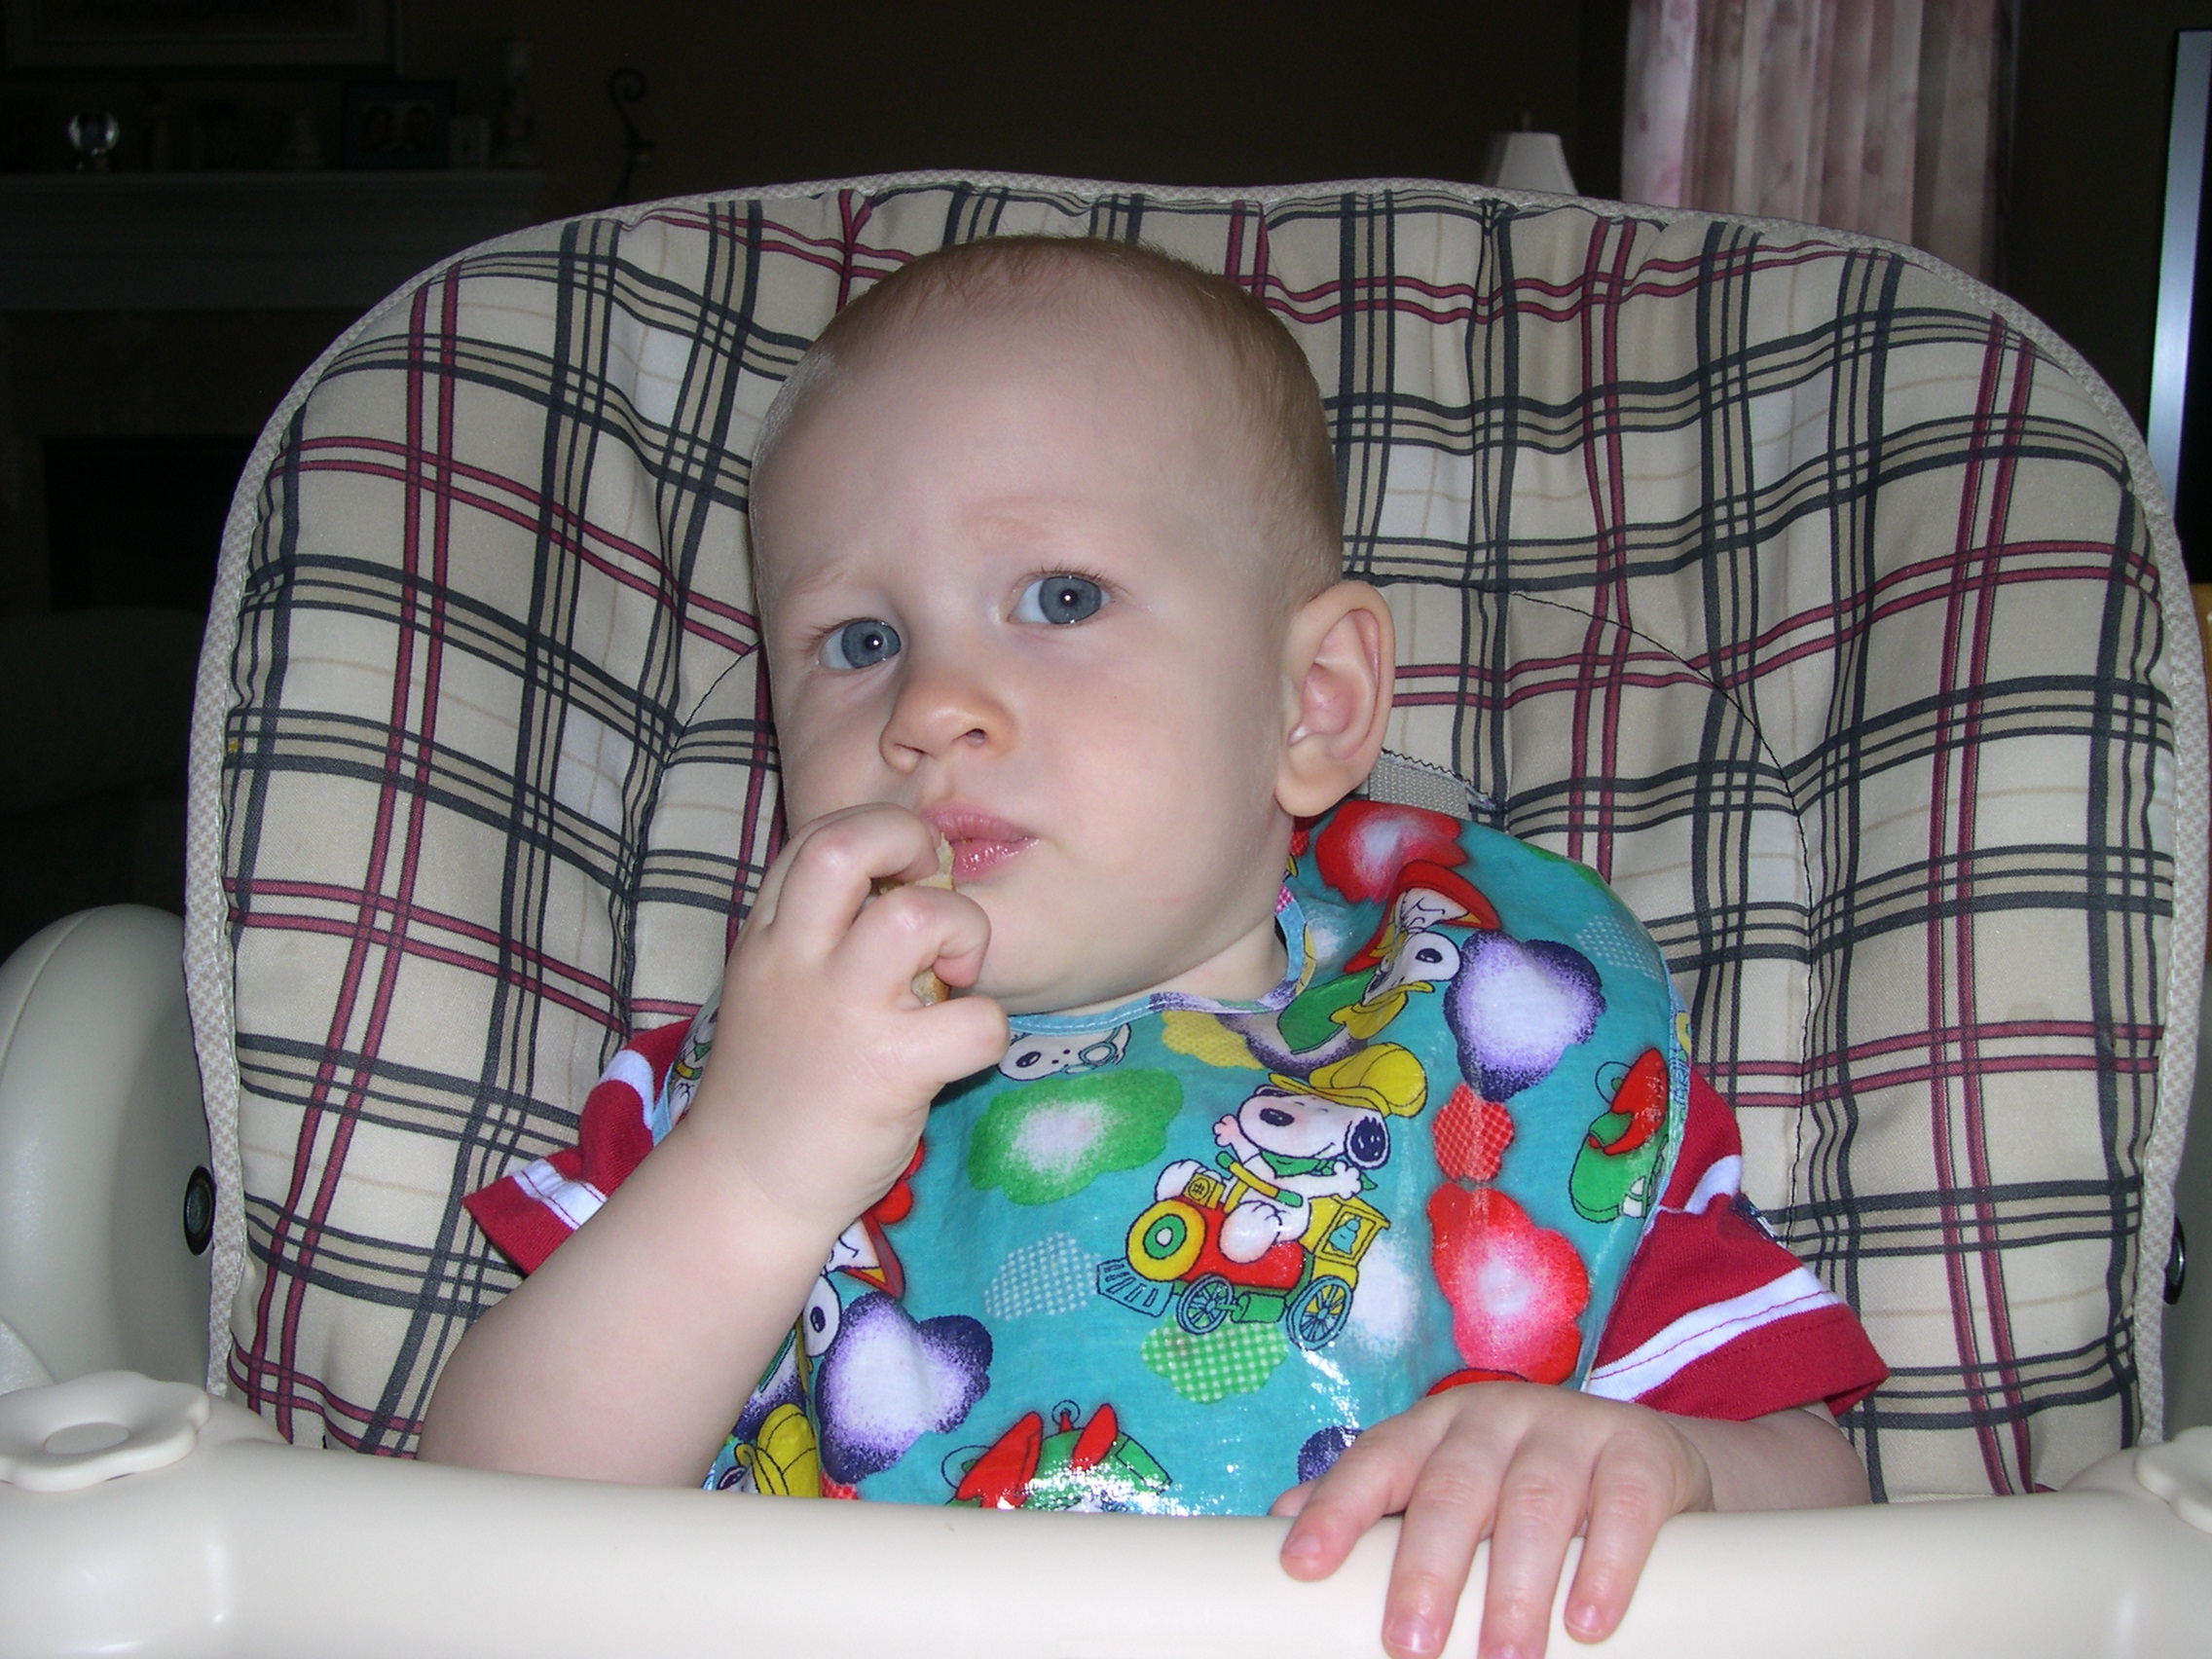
[1276,580,1395,818]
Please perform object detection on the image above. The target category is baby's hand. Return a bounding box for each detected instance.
[1273,1382,1713,1659]
[684,803,1008,1238]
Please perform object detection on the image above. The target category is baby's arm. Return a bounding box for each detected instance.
[418,805,1007,1485]
[1275,1384,1867,1659]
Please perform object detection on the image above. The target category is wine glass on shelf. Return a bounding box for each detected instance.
[66,111,121,173]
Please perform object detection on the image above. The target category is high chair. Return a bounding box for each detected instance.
[4,171,2211,1656]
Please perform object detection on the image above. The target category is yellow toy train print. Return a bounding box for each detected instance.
[1098,1161,1390,1349]
[1096,1044,1423,1349]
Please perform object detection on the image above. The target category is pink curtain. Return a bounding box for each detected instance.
[1624,0,2009,279]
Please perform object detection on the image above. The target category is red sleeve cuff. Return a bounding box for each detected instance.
[463,1018,694,1273]
[1628,1302,1889,1420]
[1594,1069,1888,1419]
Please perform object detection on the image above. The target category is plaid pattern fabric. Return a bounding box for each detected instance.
[187,174,2202,1498]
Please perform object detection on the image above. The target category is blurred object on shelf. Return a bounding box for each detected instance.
[64,111,118,174]
[494,38,537,168]
[608,68,653,206]
[139,84,172,173]
[1481,122,1576,194]
[341,81,453,170]
[449,114,491,171]
[189,101,242,171]
[273,109,324,172]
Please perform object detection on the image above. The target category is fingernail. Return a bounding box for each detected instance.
[1384,1614,1439,1657]
[1281,1534,1322,1568]
[1567,1601,1602,1636]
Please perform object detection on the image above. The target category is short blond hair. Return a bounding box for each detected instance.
[750,236,1343,604]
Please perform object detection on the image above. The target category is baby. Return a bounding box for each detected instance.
[423,236,1883,1659]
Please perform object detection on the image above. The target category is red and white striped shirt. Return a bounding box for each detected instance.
[1587,1069,1885,1419]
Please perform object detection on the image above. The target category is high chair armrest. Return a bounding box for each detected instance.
[3,1374,2209,1659]
[0,907,211,1393]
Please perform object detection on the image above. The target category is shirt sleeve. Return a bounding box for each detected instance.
[1584,1068,1888,1420]
[462,1018,693,1273]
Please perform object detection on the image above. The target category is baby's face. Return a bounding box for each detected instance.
[756,307,1299,1015]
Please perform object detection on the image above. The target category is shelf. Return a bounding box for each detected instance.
[0,170,549,311]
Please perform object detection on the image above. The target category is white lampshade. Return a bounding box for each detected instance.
[1480,130,1577,196]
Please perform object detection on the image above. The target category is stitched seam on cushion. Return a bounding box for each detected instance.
[1497,588,1818,1169]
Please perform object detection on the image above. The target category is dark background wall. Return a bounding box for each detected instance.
[2008,0,2212,423]
[0,0,1637,217]
[0,1,1627,203]
[399,1,1624,210]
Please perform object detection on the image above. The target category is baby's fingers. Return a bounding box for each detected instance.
[1278,1414,1444,1582]
[756,805,940,943]
[1382,1442,1524,1659]
[845,884,992,1001]
[1282,1408,1517,1659]
[1472,1440,1595,1659]
[1558,1435,1677,1644]
[906,989,1011,1088]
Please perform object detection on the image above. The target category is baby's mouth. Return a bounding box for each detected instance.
[948,836,1033,881]
[921,807,1036,881]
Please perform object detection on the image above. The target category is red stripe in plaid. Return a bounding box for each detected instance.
[228,883,628,1022]
[1927,319,2037,1493]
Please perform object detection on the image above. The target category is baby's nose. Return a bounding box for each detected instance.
[880,655,1012,765]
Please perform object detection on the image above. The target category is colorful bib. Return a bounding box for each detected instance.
[687,800,1691,1513]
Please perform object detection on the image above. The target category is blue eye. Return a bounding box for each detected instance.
[819,618,902,670]
[1014,573,1105,626]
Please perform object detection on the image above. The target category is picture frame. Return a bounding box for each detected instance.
[341,79,453,171]
[2,1,393,72]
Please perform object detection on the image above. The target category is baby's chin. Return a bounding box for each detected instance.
[962,886,1288,1016]
[966,944,1166,1020]
[973,971,1143,1021]
[969,942,1264,1020]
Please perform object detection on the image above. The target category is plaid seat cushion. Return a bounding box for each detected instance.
[185,174,2205,1498]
